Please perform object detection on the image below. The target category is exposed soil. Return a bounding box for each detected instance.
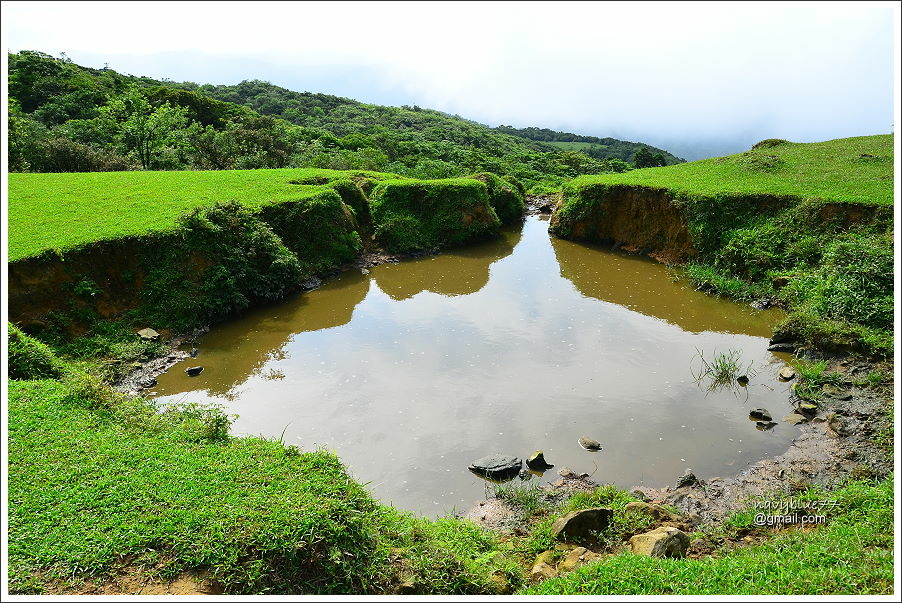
[39,567,222,596]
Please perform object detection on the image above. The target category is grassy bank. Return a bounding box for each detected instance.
[550,135,894,356]
[523,477,894,595]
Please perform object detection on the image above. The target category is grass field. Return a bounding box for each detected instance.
[567,135,893,205]
[6,168,400,261]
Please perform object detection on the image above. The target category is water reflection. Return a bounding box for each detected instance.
[151,217,797,517]
[375,227,520,300]
[552,236,779,336]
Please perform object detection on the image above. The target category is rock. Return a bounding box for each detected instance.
[529,561,558,583]
[688,537,715,556]
[526,450,554,471]
[137,328,160,341]
[468,454,522,480]
[750,299,771,310]
[578,436,602,451]
[624,501,681,522]
[190,347,199,358]
[736,375,749,386]
[137,376,157,389]
[518,469,533,481]
[550,508,613,542]
[185,366,204,377]
[676,470,698,488]
[778,366,796,381]
[488,573,511,595]
[749,408,772,422]
[301,277,323,290]
[558,467,578,478]
[755,421,777,431]
[529,552,558,582]
[768,343,795,353]
[630,489,649,502]
[828,415,855,436]
[798,403,818,415]
[558,546,588,571]
[822,383,843,396]
[769,331,794,345]
[629,526,690,558]
[783,413,807,425]
[360,268,370,276]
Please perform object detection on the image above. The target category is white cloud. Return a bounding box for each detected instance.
[3,1,895,157]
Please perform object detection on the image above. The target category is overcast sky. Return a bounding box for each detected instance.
[3,1,897,159]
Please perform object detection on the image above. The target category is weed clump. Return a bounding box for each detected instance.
[8,322,64,380]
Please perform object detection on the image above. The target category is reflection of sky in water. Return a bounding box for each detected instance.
[152,217,796,517]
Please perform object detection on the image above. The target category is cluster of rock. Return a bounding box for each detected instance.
[529,500,694,583]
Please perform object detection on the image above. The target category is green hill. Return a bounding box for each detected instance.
[8,50,678,189]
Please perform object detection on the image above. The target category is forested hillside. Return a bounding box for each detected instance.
[7,51,680,189]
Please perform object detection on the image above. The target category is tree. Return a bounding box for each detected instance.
[99,86,189,169]
[633,147,656,168]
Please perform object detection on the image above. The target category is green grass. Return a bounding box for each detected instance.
[551,135,894,356]
[566,135,893,205]
[6,357,523,595]
[523,477,894,595]
[7,168,401,261]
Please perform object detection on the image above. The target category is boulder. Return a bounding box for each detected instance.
[624,501,681,522]
[783,413,808,425]
[529,551,558,583]
[190,347,199,358]
[629,526,690,558]
[779,366,796,381]
[137,328,160,341]
[578,436,602,451]
[755,421,777,431]
[558,546,601,572]
[137,376,157,389]
[550,508,613,542]
[768,343,795,353]
[526,450,554,471]
[676,470,698,488]
[749,408,772,422]
[736,375,749,386]
[185,366,204,377]
[468,454,522,481]
[798,403,818,415]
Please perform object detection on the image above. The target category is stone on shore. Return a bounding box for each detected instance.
[629,526,690,558]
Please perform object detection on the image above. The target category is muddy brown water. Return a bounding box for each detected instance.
[150,216,797,517]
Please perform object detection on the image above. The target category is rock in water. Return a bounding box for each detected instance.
[190,347,199,358]
[630,526,690,557]
[137,376,157,389]
[185,366,204,377]
[137,328,160,341]
[779,366,796,381]
[468,454,522,480]
[783,413,807,425]
[550,508,613,542]
[578,436,602,451]
[768,342,795,353]
[749,408,772,422]
[526,450,554,471]
[737,375,749,386]
[675,470,698,488]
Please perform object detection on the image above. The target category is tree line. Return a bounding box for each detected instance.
[8,51,679,188]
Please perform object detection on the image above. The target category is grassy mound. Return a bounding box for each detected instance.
[371,178,501,253]
[6,168,399,262]
[8,322,64,380]
[550,135,894,355]
[468,172,526,224]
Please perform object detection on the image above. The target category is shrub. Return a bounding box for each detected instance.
[7,322,64,380]
[468,172,525,224]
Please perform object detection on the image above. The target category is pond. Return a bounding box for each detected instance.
[149,216,797,517]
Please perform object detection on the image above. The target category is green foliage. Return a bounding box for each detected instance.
[371,179,500,253]
[7,322,64,380]
[140,201,303,328]
[468,172,525,224]
[7,51,681,190]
